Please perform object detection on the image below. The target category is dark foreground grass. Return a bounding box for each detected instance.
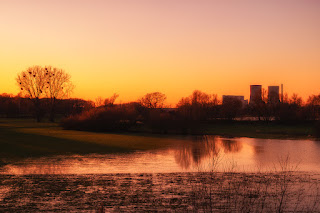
[0,126,130,159]
[0,119,184,159]
[199,121,315,139]
[133,120,316,139]
[0,119,144,160]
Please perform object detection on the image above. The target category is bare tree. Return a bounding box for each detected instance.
[45,66,74,122]
[289,93,303,106]
[16,65,74,122]
[139,92,166,109]
[177,90,220,120]
[307,94,320,120]
[16,66,48,122]
[95,96,104,107]
[104,93,119,107]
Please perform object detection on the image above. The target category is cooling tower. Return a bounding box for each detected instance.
[250,85,262,105]
[268,86,280,104]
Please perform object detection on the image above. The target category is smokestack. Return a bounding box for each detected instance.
[281,84,283,103]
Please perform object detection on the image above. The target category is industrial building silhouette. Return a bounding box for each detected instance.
[222,84,282,106]
[268,86,280,104]
[222,95,248,107]
[249,85,262,105]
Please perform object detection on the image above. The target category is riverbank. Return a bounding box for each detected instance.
[0,118,318,159]
[1,172,319,212]
[133,120,317,139]
[0,119,178,158]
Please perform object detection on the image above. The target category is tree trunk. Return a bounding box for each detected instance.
[49,98,56,122]
[34,98,42,122]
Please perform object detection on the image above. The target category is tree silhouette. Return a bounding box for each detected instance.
[139,92,166,109]
[16,65,74,122]
[16,66,48,122]
[104,93,119,107]
[307,94,320,120]
[95,97,104,107]
[289,93,303,106]
[221,98,243,120]
[177,90,219,120]
[45,66,74,122]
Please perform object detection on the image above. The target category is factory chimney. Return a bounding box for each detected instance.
[281,84,283,103]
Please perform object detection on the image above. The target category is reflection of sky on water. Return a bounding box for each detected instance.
[251,138,320,172]
[1,136,320,175]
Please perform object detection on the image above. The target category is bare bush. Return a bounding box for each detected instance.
[61,105,138,132]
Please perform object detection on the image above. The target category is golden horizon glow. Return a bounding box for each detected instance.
[1,0,319,105]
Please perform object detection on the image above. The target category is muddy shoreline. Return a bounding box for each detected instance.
[1,172,319,212]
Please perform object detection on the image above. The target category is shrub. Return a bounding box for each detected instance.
[61,106,138,132]
[145,109,197,134]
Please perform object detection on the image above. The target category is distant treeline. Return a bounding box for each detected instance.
[1,90,320,135]
[60,90,320,135]
[0,93,94,119]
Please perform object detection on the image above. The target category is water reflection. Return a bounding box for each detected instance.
[222,139,243,153]
[1,136,319,175]
[174,136,243,169]
[251,138,320,172]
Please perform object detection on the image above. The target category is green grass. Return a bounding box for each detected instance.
[0,119,186,159]
[0,122,128,159]
[0,118,316,160]
[132,120,316,139]
[199,122,315,139]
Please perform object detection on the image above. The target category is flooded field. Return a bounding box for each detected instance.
[1,172,319,212]
[1,136,320,212]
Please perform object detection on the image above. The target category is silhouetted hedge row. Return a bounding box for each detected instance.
[0,93,94,120]
[2,92,320,135]
[61,106,138,132]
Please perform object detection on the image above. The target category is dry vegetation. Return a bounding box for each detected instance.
[1,172,319,212]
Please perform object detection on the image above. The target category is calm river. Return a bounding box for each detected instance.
[1,136,320,175]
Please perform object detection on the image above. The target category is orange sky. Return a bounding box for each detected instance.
[0,0,319,105]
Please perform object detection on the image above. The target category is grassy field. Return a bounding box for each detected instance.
[134,120,316,139]
[199,121,316,139]
[0,119,182,159]
[0,118,317,159]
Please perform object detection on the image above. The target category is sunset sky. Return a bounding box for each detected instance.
[1,0,319,105]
